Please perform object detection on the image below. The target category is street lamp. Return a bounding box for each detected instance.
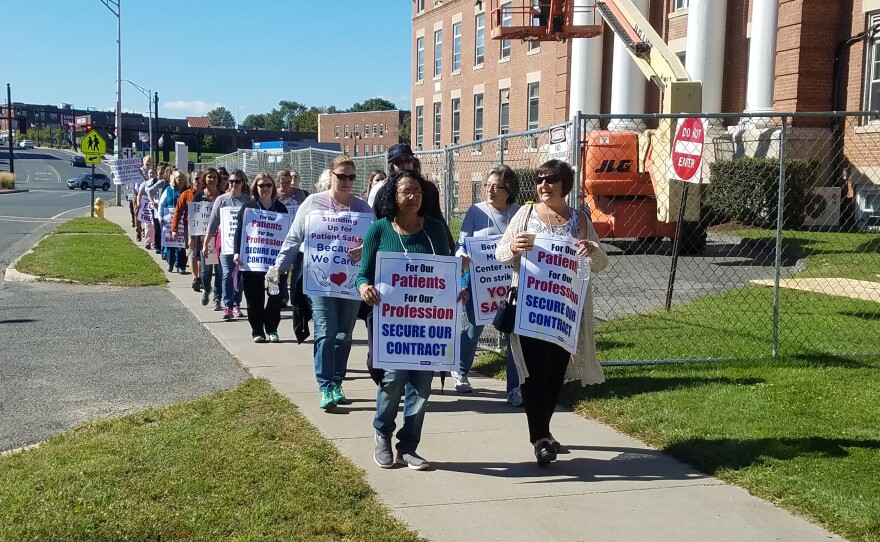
[100,0,122,205]
[123,79,152,162]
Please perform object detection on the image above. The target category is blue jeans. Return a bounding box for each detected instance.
[373,369,434,454]
[504,333,519,393]
[220,254,242,309]
[310,295,361,392]
[199,254,221,302]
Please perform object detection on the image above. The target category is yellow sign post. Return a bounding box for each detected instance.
[82,129,106,165]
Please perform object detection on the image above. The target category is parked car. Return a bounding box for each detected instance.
[18,140,34,149]
[70,155,86,167]
[66,173,111,191]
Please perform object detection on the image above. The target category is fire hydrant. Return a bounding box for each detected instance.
[94,197,105,219]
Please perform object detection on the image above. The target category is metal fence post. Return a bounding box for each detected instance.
[498,134,505,165]
[771,115,788,358]
[443,146,454,221]
[570,114,582,209]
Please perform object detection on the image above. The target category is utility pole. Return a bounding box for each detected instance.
[100,0,122,205]
[5,84,13,175]
[153,92,159,165]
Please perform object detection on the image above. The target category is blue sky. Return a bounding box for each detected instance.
[5,1,412,121]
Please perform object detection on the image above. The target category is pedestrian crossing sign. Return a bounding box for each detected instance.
[82,130,106,156]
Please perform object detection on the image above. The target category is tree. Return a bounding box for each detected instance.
[242,114,267,130]
[349,97,397,112]
[398,113,411,145]
[207,106,236,128]
[202,133,215,152]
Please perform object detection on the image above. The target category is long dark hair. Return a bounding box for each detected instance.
[374,169,427,220]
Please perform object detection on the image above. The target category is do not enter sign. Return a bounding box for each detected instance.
[670,117,705,183]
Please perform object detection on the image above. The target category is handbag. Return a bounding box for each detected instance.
[492,286,518,333]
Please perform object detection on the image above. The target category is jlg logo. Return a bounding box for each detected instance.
[594,159,633,173]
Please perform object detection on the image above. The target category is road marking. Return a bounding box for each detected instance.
[51,205,90,219]
[0,215,67,224]
[60,192,86,198]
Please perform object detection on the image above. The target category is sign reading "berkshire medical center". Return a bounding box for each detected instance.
[464,234,512,326]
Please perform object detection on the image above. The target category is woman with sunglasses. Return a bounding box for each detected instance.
[495,159,608,466]
[196,168,223,310]
[159,170,189,274]
[454,165,522,403]
[273,156,373,408]
[232,173,289,343]
[204,169,252,320]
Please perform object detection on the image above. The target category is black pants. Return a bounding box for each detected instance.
[518,335,570,444]
[152,218,162,251]
[242,271,281,338]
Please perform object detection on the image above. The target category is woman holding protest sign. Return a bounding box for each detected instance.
[204,169,252,320]
[454,165,521,403]
[171,171,206,290]
[159,170,189,274]
[272,155,373,409]
[195,169,223,309]
[233,172,289,343]
[495,159,607,466]
[357,169,467,471]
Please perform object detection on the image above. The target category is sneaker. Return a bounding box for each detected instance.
[331,384,349,405]
[253,335,266,343]
[222,308,232,320]
[319,388,336,410]
[452,371,472,393]
[145,243,152,250]
[136,234,142,242]
[178,268,187,275]
[213,299,222,311]
[232,306,243,318]
[507,387,523,407]
[268,332,280,343]
[395,451,431,471]
[201,290,210,306]
[374,434,394,468]
[191,277,201,291]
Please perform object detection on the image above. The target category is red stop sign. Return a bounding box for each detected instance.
[671,117,705,182]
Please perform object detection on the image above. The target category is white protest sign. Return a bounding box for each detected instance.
[464,235,513,326]
[107,157,145,185]
[161,211,186,248]
[304,211,373,300]
[137,198,153,224]
[514,235,590,354]
[203,238,219,265]
[372,252,461,372]
[220,207,239,256]
[238,208,292,271]
[187,201,212,237]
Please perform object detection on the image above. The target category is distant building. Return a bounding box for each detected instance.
[317,110,408,157]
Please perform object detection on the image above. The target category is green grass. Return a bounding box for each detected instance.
[0,379,424,542]
[53,217,125,234]
[16,219,165,286]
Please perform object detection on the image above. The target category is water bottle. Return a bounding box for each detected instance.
[265,266,280,296]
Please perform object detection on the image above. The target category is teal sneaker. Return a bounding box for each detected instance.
[319,388,336,410]
[331,384,349,405]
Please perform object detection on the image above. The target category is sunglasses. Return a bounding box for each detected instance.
[229,179,243,184]
[536,175,562,184]
[333,172,356,181]
[257,183,273,189]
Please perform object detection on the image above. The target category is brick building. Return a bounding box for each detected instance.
[317,110,408,157]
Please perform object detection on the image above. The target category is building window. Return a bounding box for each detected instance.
[373,123,378,136]
[499,89,510,135]
[475,13,485,65]
[501,3,512,59]
[865,13,880,121]
[451,98,461,144]
[416,105,424,149]
[379,123,384,136]
[674,0,689,10]
[474,93,484,140]
[433,102,442,148]
[373,144,377,154]
[527,82,539,130]
[365,124,370,137]
[380,144,385,153]
[364,144,369,155]
[434,30,443,77]
[417,0,425,12]
[344,125,350,137]
[354,124,360,137]
[416,36,425,81]
[528,0,541,51]
[334,125,339,138]
[345,145,349,154]
[452,22,462,72]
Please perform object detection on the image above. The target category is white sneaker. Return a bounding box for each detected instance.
[507,387,523,407]
[452,371,472,393]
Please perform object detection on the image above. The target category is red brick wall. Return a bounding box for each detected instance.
[317,110,404,156]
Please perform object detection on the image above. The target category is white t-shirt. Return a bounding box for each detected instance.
[366,179,387,208]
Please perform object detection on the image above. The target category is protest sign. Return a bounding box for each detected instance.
[464,234,512,326]
[187,201,212,237]
[372,252,461,372]
[137,198,153,224]
[220,207,239,256]
[107,157,145,185]
[304,211,373,300]
[161,211,186,248]
[203,238,219,265]
[238,208,292,271]
[514,235,590,354]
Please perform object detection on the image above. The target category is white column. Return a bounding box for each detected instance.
[568,0,602,127]
[609,0,649,131]
[684,0,728,124]
[741,0,779,127]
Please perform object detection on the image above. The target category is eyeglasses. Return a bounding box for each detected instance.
[536,175,562,185]
[257,183,274,189]
[332,172,356,181]
[397,189,423,198]
[391,156,414,167]
[484,184,507,191]
[229,178,243,185]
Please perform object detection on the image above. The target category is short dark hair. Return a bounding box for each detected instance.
[374,169,427,220]
[486,164,520,205]
[535,159,575,196]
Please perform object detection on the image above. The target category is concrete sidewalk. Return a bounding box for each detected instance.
[106,206,844,541]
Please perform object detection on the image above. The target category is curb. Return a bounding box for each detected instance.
[0,189,29,195]
[3,237,82,285]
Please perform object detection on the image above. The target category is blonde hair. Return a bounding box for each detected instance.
[315,169,331,192]
[250,172,277,199]
[170,170,188,188]
[330,155,355,171]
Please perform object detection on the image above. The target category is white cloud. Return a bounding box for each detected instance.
[162,100,224,117]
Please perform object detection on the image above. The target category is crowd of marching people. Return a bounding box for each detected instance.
[128,144,607,470]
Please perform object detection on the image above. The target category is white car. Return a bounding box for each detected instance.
[18,140,34,149]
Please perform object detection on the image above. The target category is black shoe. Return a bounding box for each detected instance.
[534,441,557,466]
[191,277,202,291]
